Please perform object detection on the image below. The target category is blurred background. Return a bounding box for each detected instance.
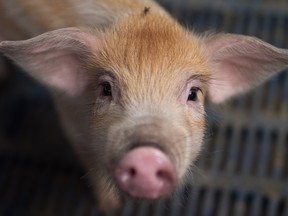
[0,0,287,215]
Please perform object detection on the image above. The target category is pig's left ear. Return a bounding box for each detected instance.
[203,33,288,103]
[0,28,100,96]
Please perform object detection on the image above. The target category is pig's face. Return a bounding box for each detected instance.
[89,72,206,197]
[90,55,207,198]
[93,71,206,176]
[88,14,210,198]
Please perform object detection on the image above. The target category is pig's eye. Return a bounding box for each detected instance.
[187,87,199,101]
[101,82,112,96]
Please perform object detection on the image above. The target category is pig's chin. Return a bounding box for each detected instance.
[113,146,177,200]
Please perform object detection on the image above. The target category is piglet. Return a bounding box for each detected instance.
[0,0,288,213]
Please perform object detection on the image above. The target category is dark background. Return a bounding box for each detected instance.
[0,0,287,215]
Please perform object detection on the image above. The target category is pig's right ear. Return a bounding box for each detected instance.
[0,28,101,96]
[202,33,288,103]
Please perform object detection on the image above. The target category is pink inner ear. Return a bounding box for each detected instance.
[204,34,288,103]
[40,50,89,96]
[0,28,101,96]
[209,56,261,103]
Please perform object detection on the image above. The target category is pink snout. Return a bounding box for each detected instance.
[114,146,176,199]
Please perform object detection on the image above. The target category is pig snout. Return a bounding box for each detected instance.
[114,146,176,199]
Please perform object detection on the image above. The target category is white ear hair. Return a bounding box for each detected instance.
[203,33,288,103]
[0,28,101,96]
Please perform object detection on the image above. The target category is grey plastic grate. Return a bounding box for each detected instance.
[0,1,287,216]
[158,0,288,15]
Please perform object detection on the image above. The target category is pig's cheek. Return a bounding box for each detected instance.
[182,103,205,134]
[187,101,205,116]
[93,98,113,115]
[180,107,206,168]
[168,119,192,178]
[190,116,206,158]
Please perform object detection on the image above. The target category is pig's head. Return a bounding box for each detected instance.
[1,12,288,203]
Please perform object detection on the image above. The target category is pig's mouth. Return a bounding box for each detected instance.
[112,146,177,200]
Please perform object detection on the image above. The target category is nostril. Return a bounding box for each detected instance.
[128,167,136,177]
[156,170,171,182]
[156,170,164,178]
